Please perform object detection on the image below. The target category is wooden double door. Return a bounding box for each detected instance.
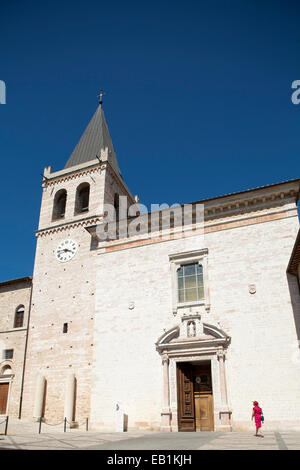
[177,362,214,432]
[0,383,9,415]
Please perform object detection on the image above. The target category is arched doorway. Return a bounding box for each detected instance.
[0,364,13,415]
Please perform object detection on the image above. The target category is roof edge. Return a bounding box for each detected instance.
[186,178,300,207]
[0,276,32,288]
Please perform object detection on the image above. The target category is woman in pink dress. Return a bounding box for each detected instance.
[251,401,264,437]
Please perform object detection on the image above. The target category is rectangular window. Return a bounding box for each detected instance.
[14,309,24,328]
[178,263,204,303]
[63,323,68,333]
[169,248,209,315]
[2,349,13,360]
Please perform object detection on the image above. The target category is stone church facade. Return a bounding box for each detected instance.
[1,102,300,432]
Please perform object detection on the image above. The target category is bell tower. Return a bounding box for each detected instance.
[38,99,134,232]
[21,98,134,423]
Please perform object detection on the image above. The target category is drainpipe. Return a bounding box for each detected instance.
[18,279,33,419]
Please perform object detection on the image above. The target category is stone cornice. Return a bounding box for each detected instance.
[42,158,135,203]
[204,204,296,230]
[88,206,295,255]
[169,248,208,262]
[86,192,297,253]
[36,215,103,238]
[158,340,229,355]
[0,328,27,334]
[42,162,102,187]
[203,187,297,220]
[193,179,299,208]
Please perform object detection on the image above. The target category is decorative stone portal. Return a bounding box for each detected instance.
[156,312,232,432]
[0,364,14,416]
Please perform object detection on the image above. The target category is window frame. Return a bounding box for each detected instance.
[2,349,14,360]
[14,305,25,329]
[177,263,204,303]
[169,248,210,315]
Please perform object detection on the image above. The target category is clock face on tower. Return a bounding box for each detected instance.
[55,239,78,262]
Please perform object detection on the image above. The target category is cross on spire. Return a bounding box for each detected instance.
[97,89,105,106]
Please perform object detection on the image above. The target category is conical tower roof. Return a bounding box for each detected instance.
[64,105,121,175]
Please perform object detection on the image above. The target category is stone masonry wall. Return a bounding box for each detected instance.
[90,206,300,431]
[0,280,31,417]
[21,225,97,424]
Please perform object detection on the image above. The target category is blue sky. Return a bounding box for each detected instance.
[0,0,299,280]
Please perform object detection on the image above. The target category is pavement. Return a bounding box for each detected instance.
[0,419,299,450]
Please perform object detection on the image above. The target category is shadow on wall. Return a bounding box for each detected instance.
[73,377,77,423]
[287,273,300,343]
[41,379,47,419]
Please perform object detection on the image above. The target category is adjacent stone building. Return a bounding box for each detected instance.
[0,277,32,416]
[0,101,300,431]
